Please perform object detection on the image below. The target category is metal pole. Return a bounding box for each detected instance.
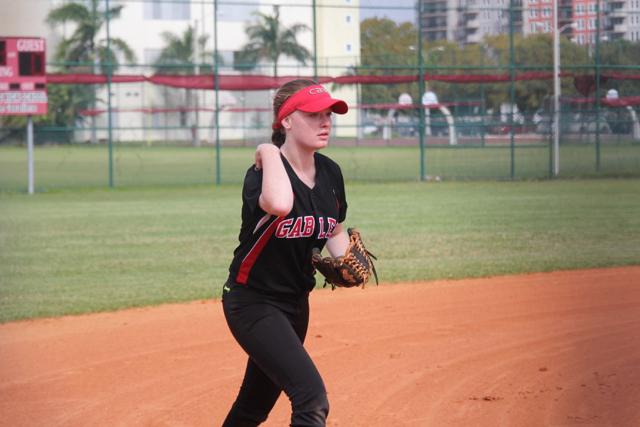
[417,1,426,181]
[213,0,221,185]
[91,0,98,145]
[106,0,114,188]
[193,19,200,147]
[27,116,34,195]
[508,0,516,179]
[312,0,318,80]
[480,46,486,147]
[552,0,560,176]
[594,0,601,171]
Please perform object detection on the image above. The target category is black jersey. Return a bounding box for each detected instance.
[227,152,348,296]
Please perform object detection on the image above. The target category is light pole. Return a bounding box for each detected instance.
[552,2,576,177]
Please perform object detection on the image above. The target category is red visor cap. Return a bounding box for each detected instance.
[273,85,348,129]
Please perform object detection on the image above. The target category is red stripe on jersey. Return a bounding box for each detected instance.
[236,216,284,285]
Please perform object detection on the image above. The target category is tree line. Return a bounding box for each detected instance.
[359,17,640,115]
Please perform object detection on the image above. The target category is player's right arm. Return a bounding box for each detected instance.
[255,144,293,217]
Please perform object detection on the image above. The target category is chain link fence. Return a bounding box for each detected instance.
[1,0,639,190]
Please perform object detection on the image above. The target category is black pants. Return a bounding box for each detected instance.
[221,282,329,427]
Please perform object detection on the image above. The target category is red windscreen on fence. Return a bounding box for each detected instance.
[78,96,640,117]
[46,72,640,91]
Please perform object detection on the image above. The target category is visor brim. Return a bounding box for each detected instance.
[297,98,348,115]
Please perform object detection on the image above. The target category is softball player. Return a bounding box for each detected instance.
[221,79,351,427]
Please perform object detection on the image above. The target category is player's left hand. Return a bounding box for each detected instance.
[311,228,378,290]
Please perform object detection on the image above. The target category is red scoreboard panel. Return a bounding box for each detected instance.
[0,37,48,116]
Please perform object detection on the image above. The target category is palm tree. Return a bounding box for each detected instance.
[153,25,216,146]
[46,0,135,71]
[154,26,213,74]
[239,6,311,77]
[46,0,135,143]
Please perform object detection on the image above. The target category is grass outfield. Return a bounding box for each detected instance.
[1,179,639,322]
[1,143,639,191]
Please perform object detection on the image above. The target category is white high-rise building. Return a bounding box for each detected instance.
[608,0,640,42]
[418,0,522,44]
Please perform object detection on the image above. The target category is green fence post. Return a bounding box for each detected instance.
[417,0,426,181]
[214,0,221,185]
[106,0,114,188]
[508,0,516,180]
[594,0,601,172]
[480,50,486,147]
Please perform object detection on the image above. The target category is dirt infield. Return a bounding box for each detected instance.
[1,267,640,427]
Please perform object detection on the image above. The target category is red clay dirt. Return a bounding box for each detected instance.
[1,267,640,427]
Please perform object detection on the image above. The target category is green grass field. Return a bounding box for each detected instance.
[1,178,639,323]
[1,142,639,191]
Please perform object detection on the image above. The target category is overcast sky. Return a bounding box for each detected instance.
[217,1,416,25]
[359,0,415,23]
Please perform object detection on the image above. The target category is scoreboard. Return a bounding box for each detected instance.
[0,36,48,116]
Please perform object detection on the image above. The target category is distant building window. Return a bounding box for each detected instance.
[346,15,352,23]
[346,43,352,52]
[144,0,190,20]
[0,40,6,66]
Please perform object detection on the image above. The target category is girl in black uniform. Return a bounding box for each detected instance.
[221,79,351,427]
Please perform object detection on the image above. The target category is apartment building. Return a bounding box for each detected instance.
[523,0,554,34]
[418,0,639,45]
[418,0,523,44]
[418,0,460,42]
[608,0,640,42]
[523,1,640,45]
